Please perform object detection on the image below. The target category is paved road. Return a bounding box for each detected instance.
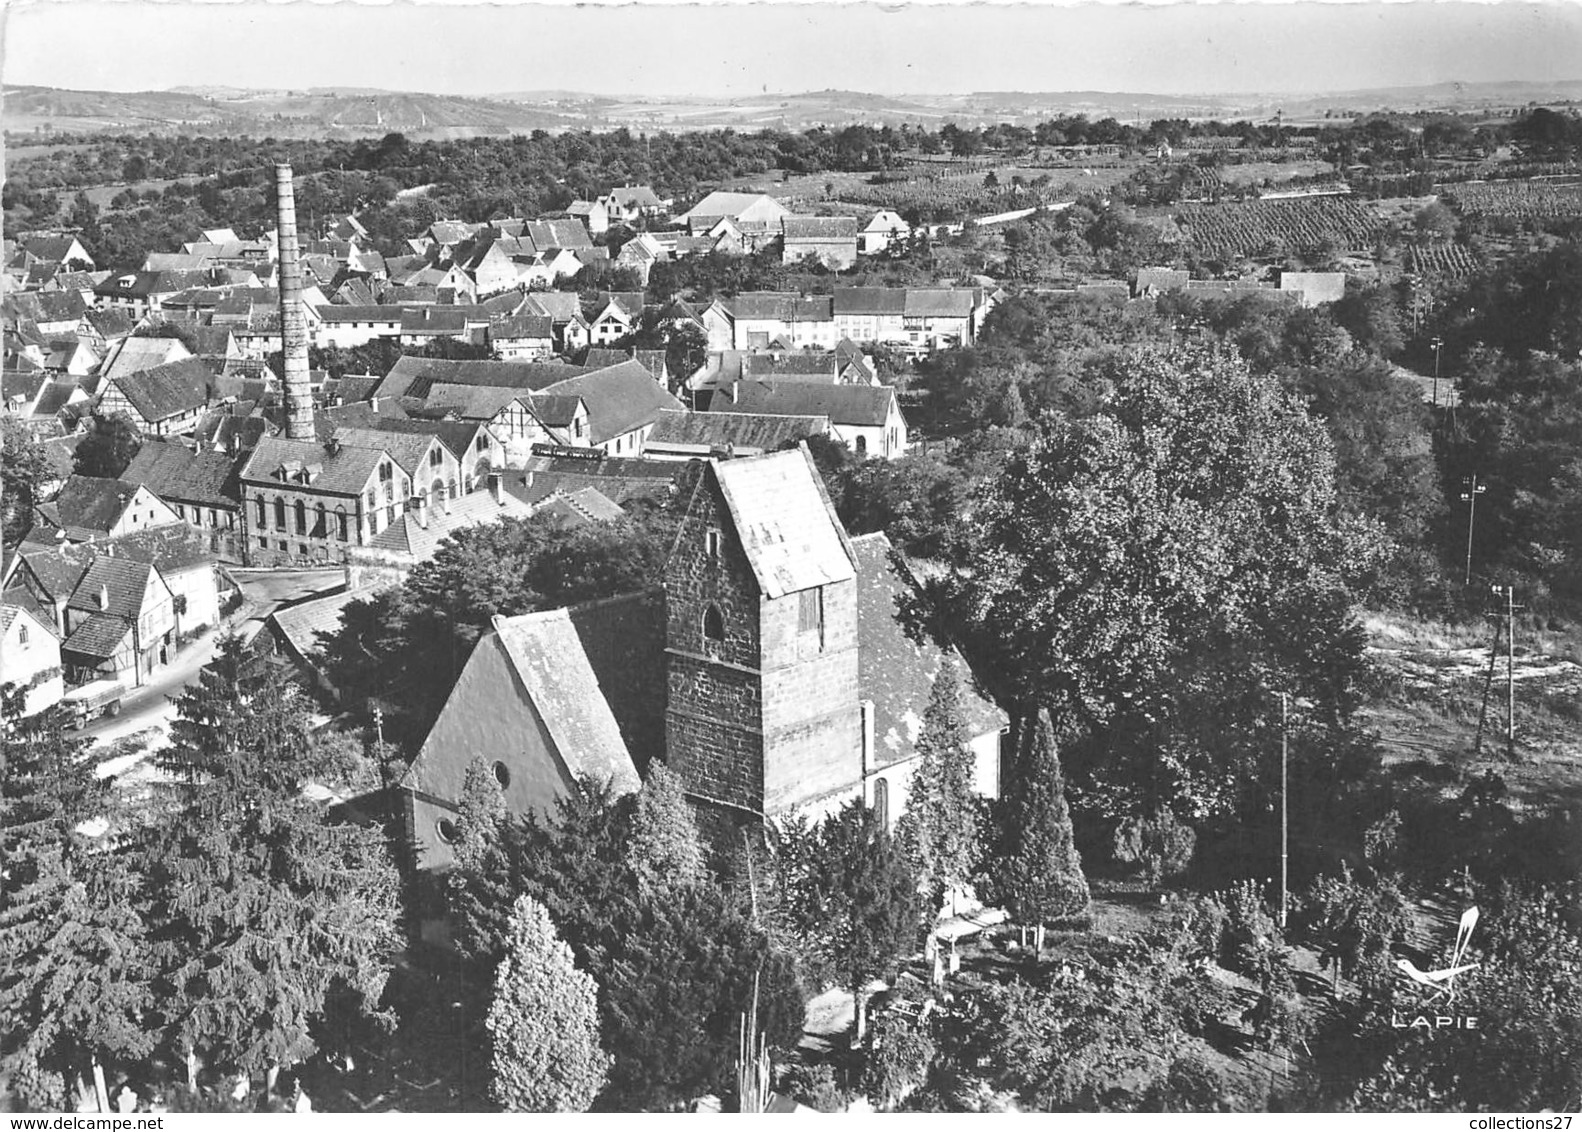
[81,569,348,776]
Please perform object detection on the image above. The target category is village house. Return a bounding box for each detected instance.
[781,216,860,269]
[702,293,837,353]
[860,210,912,255]
[239,434,414,567]
[398,306,487,350]
[60,553,177,688]
[521,291,592,354]
[710,380,908,460]
[330,426,464,506]
[14,234,95,272]
[314,305,407,350]
[417,384,587,467]
[831,287,988,351]
[604,185,670,225]
[122,440,245,560]
[679,191,792,236]
[0,602,64,717]
[566,198,612,237]
[33,475,183,542]
[100,525,224,640]
[96,356,215,437]
[587,292,647,346]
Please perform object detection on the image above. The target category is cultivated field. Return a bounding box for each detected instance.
[1445,178,1582,222]
[1173,197,1385,258]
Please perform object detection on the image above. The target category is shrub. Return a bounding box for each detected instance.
[1113,807,1198,887]
[776,1063,848,1113]
[861,1007,938,1111]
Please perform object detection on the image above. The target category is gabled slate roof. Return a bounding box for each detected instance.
[742,354,839,382]
[709,445,855,600]
[712,380,899,428]
[39,476,144,536]
[105,357,213,423]
[783,216,859,240]
[489,314,553,339]
[538,361,684,445]
[376,356,590,401]
[62,612,131,658]
[366,488,534,560]
[240,436,386,498]
[98,336,194,384]
[833,288,908,317]
[331,427,444,479]
[904,289,977,317]
[122,439,243,509]
[67,555,158,619]
[100,524,215,574]
[269,587,371,663]
[645,408,829,453]
[850,532,1007,769]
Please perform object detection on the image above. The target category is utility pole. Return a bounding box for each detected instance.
[1460,475,1487,585]
[1279,692,1289,931]
[1490,584,1519,757]
[1431,335,1444,408]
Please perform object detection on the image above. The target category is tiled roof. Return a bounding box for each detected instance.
[903,289,977,317]
[645,409,829,453]
[421,382,526,421]
[270,587,374,662]
[41,475,141,536]
[538,361,684,445]
[709,446,855,600]
[105,357,213,422]
[240,435,385,498]
[376,356,590,401]
[331,427,442,479]
[366,487,534,560]
[521,292,583,323]
[490,599,651,787]
[67,555,157,619]
[713,380,898,429]
[13,541,98,603]
[742,354,839,381]
[101,524,216,574]
[533,486,625,528]
[579,347,631,369]
[783,216,859,240]
[679,191,788,224]
[62,612,131,658]
[123,439,242,509]
[529,393,585,428]
[489,314,553,339]
[316,304,407,323]
[607,185,664,210]
[833,288,908,316]
[99,336,193,384]
[850,532,1007,769]
[719,292,809,322]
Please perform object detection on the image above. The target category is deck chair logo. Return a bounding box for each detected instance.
[1391,906,1482,1031]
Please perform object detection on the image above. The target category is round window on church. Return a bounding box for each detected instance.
[436,819,461,845]
[494,761,511,789]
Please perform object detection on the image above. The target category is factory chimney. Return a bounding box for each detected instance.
[275,161,316,441]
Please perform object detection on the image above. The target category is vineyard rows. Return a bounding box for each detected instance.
[1445,179,1582,221]
[1407,241,1479,278]
[1172,198,1383,258]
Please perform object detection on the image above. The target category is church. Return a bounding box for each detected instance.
[400,444,1007,887]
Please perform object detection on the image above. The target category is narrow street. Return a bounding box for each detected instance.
[82,569,348,778]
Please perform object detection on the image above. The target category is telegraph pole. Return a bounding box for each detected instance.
[1461,475,1487,586]
[1279,692,1289,931]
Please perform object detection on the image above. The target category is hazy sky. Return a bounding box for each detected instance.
[4,1,1582,98]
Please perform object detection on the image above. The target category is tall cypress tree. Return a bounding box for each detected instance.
[898,658,981,913]
[487,895,608,1112]
[144,636,402,1091]
[0,697,154,1111]
[985,711,1089,950]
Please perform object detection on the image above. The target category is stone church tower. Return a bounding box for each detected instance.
[664,446,863,823]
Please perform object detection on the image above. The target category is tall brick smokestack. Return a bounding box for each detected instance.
[275,161,316,441]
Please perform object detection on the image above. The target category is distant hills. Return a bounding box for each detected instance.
[5,81,1581,139]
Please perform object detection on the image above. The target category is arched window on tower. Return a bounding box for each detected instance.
[702,603,725,642]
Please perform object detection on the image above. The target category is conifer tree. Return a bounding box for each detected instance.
[626,761,707,897]
[143,637,401,1091]
[897,659,981,913]
[0,698,154,1111]
[447,758,516,971]
[984,711,1089,951]
[486,895,608,1112]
